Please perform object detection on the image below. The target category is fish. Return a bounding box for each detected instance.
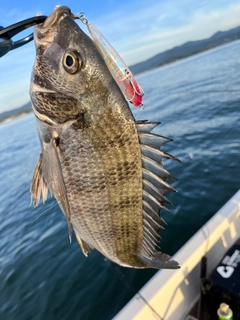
[30,5,180,269]
[80,17,144,107]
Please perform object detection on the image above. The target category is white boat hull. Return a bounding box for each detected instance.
[114,190,240,320]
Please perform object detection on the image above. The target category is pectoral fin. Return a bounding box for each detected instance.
[137,121,180,269]
[31,154,48,207]
[31,138,72,241]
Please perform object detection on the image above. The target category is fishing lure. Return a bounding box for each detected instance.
[76,13,144,107]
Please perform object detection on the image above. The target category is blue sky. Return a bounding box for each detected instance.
[0,0,240,112]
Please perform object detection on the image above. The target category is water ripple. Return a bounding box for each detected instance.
[0,41,240,320]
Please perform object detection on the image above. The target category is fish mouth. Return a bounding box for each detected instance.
[38,6,74,31]
[34,6,74,48]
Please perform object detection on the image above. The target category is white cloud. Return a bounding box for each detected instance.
[88,1,240,65]
[125,3,240,64]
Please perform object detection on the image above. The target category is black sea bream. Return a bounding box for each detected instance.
[30,5,180,269]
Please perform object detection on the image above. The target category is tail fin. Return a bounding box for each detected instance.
[140,252,180,269]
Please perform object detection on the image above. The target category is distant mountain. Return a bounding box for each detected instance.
[0,101,32,123]
[130,25,240,75]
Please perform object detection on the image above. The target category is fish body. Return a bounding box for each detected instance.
[30,6,180,269]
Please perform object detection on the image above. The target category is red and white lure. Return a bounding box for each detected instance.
[76,13,144,107]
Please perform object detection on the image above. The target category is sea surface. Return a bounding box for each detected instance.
[0,40,240,320]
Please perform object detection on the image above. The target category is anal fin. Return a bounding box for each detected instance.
[75,233,93,257]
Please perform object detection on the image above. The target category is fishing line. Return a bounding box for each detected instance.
[168,90,240,94]
[133,105,146,121]
[108,262,163,320]
[27,202,58,224]
[153,90,240,97]
[132,87,239,123]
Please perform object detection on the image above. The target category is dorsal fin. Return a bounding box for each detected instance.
[137,120,180,269]
[136,121,160,132]
[138,132,172,148]
[143,180,173,206]
[142,155,177,181]
[143,169,176,194]
[143,190,169,213]
[141,145,180,163]
[135,119,148,123]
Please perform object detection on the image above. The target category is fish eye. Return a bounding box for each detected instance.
[63,50,82,74]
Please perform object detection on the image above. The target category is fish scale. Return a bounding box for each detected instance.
[30,5,180,269]
[58,111,144,265]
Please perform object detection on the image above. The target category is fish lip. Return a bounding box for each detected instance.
[34,6,75,49]
[36,5,74,33]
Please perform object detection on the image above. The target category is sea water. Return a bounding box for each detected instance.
[0,40,240,320]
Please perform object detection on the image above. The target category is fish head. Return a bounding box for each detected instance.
[30,5,127,125]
